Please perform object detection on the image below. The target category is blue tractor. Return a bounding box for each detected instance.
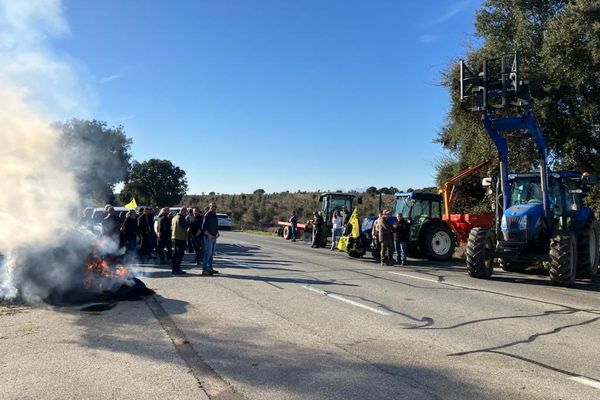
[460,53,599,285]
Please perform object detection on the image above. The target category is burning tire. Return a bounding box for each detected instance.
[549,231,577,286]
[576,217,600,279]
[421,223,456,261]
[466,227,495,279]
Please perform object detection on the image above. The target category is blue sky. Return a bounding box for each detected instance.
[53,0,481,194]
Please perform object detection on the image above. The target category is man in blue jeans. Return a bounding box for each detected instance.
[201,202,219,276]
[392,213,412,266]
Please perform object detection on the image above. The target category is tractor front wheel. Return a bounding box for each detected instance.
[576,217,599,279]
[549,232,577,286]
[466,227,495,279]
[422,223,456,261]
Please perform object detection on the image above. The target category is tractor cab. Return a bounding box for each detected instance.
[394,192,443,238]
[319,193,357,224]
[393,192,455,260]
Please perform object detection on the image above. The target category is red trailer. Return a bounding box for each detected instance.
[440,159,494,243]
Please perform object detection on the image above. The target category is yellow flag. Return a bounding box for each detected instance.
[124,197,138,209]
[349,208,360,238]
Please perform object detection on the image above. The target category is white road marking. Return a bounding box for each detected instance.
[570,376,600,390]
[216,255,255,269]
[302,285,391,316]
[388,271,480,291]
[389,271,440,284]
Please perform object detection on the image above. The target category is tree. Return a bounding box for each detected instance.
[121,159,187,206]
[55,119,132,203]
[253,189,266,195]
[437,0,600,212]
[366,186,378,195]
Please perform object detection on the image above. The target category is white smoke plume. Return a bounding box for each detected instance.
[0,1,130,303]
[0,0,96,119]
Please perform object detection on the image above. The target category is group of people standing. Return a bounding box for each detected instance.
[168,203,220,276]
[288,206,351,249]
[79,202,221,276]
[372,211,411,266]
[287,207,412,267]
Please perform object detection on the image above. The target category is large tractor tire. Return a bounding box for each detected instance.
[576,217,600,279]
[499,259,527,273]
[466,227,495,279]
[549,231,577,286]
[282,226,292,240]
[421,223,456,261]
[277,226,284,237]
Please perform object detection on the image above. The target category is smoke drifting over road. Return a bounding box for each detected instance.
[0,1,126,304]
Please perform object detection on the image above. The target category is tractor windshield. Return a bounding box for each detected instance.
[394,197,412,217]
[329,197,353,214]
[510,178,543,205]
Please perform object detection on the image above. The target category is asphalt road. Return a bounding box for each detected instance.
[2,231,600,399]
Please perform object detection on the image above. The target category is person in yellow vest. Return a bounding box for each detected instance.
[171,207,190,275]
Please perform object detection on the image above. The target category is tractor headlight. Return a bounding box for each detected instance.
[519,215,528,230]
[501,215,508,230]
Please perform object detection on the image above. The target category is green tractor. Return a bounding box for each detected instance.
[362,192,456,261]
[277,193,359,240]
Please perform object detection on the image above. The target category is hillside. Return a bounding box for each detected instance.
[183,192,401,230]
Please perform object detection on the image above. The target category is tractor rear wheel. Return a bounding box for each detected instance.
[499,259,527,273]
[549,231,577,286]
[466,227,495,279]
[282,226,292,240]
[576,217,599,278]
[421,223,456,261]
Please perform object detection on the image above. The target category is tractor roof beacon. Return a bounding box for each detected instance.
[460,53,599,286]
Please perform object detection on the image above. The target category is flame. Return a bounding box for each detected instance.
[84,255,128,290]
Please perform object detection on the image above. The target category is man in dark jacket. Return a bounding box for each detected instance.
[201,202,219,275]
[122,210,139,254]
[289,210,298,242]
[393,213,412,265]
[101,206,121,245]
[311,212,325,248]
[138,208,155,260]
[378,210,394,266]
[156,207,173,264]
[189,207,204,264]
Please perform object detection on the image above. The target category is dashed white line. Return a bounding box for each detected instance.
[388,271,479,291]
[388,271,441,284]
[570,376,600,390]
[302,285,391,316]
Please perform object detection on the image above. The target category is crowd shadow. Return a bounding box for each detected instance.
[66,297,490,400]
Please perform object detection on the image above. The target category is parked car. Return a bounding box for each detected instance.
[216,213,233,230]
